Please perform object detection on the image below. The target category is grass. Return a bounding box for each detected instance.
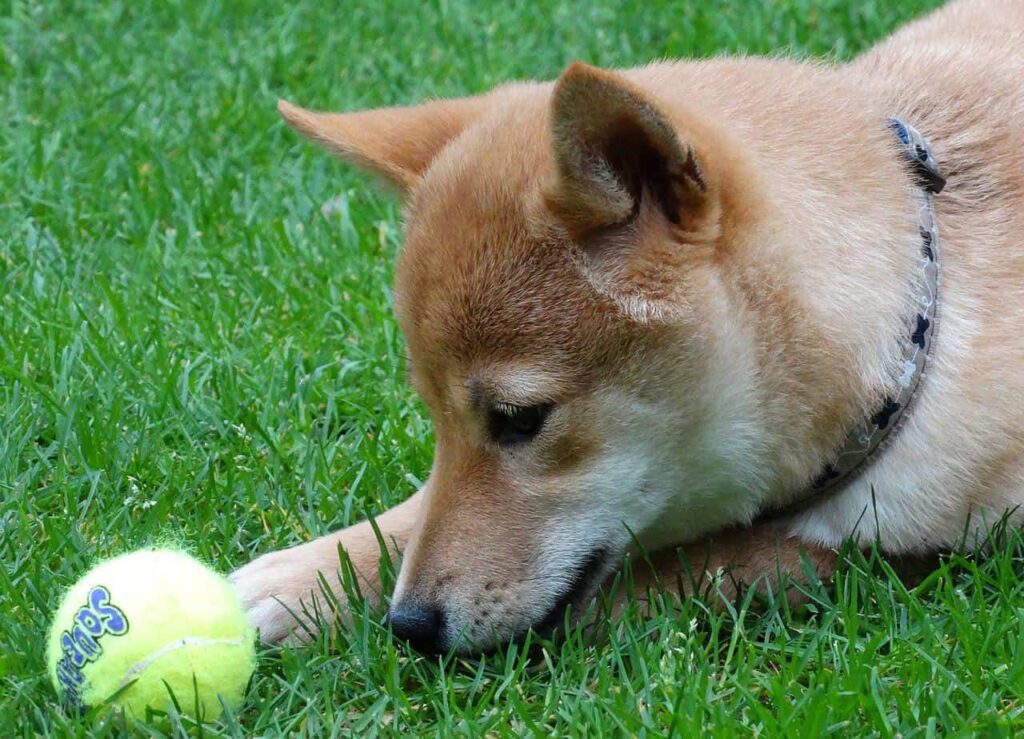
[3,0,1023,734]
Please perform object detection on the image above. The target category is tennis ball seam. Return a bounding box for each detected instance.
[120,636,248,689]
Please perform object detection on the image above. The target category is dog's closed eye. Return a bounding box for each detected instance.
[487,402,553,445]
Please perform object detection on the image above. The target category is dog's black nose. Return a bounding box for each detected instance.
[386,601,444,654]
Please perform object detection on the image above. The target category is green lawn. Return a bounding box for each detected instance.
[5,0,1024,735]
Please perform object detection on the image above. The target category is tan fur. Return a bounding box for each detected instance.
[232,0,1024,651]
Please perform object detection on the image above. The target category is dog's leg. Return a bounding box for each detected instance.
[230,490,422,643]
[624,519,838,611]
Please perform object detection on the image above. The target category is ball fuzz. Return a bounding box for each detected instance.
[47,549,256,721]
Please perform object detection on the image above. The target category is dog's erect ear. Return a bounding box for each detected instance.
[546,62,712,238]
[278,96,488,190]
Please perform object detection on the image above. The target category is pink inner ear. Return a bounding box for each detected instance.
[547,67,711,239]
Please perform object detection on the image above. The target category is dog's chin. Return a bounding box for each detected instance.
[535,545,610,634]
[439,546,613,656]
[466,544,610,654]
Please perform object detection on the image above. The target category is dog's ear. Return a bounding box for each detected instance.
[546,62,714,239]
[278,96,488,190]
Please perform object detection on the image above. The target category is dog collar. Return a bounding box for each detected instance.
[805,118,946,499]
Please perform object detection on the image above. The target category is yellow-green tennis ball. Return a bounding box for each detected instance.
[46,549,256,722]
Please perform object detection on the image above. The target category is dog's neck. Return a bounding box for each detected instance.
[781,118,946,511]
[737,104,942,511]
[671,57,958,511]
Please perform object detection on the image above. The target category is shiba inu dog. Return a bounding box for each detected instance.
[230,0,1024,654]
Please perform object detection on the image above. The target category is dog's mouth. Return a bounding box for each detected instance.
[535,546,610,635]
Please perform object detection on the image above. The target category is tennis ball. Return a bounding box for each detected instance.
[46,549,256,721]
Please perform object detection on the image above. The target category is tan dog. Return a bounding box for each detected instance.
[231,0,1024,653]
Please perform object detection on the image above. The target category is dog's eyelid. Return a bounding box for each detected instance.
[472,365,568,404]
[485,401,555,446]
[468,378,556,412]
[493,401,520,417]
[492,399,555,415]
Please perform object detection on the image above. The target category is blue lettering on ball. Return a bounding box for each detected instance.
[71,626,100,661]
[54,584,131,713]
[91,586,128,634]
[74,606,103,636]
[60,632,87,668]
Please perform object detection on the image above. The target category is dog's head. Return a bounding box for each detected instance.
[282,63,774,653]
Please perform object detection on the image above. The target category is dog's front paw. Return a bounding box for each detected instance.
[229,542,344,644]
